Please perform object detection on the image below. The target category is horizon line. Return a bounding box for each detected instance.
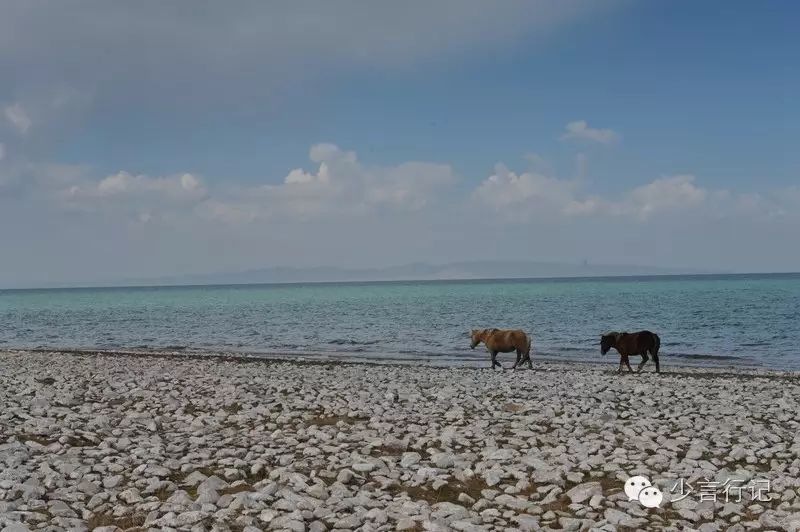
[3,271,799,292]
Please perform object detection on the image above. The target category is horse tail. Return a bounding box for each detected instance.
[526,334,532,356]
[651,333,661,356]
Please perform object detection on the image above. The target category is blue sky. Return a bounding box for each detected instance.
[0,1,798,285]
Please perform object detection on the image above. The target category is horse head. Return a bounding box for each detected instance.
[600,332,619,355]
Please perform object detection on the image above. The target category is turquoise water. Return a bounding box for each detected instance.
[1,274,798,368]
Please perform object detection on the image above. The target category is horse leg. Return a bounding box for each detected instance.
[637,353,649,372]
[491,351,501,370]
[650,337,661,373]
[618,356,624,373]
[623,354,634,372]
[526,349,533,370]
[512,349,522,370]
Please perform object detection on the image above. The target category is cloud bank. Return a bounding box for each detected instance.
[190,144,457,225]
[3,134,797,285]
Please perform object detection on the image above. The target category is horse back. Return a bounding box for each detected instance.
[485,329,529,352]
[618,331,659,355]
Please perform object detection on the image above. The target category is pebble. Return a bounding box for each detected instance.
[0,349,797,532]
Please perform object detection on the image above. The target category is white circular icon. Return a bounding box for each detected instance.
[638,486,663,508]
[624,475,652,501]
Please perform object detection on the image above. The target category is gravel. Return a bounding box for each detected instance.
[1,349,800,531]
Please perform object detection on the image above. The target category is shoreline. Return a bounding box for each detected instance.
[2,349,800,531]
[1,345,788,376]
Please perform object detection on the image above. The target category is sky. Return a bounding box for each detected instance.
[0,1,798,286]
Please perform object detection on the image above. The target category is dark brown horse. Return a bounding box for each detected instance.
[601,331,661,373]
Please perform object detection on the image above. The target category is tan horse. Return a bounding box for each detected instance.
[470,328,533,370]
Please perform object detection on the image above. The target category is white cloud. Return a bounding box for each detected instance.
[472,164,745,222]
[4,103,32,134]
[89,171,203,199]
[202,144,457,222]
[472,163,614,220]
[560,120,618,144]
[1,143,798,283]
[626,174,707,219]
[50,152,792,234]
[39,144,456,226]
[60,171,207,216]
[29,146,800,234]
[0,142,5,161]
[472,163,579,214]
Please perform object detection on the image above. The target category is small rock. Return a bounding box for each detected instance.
[401,452,421,468]
[337,469,355,484]
[566,481,602,504]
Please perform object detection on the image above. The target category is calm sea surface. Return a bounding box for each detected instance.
[1,274,798,369]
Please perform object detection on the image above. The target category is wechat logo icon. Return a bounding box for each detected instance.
[625,475,663,508]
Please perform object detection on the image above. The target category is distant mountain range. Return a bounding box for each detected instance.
[92,260,714,288]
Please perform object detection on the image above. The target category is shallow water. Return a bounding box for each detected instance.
[1,274,798,368]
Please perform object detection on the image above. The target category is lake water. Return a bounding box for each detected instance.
[1,274,798,369]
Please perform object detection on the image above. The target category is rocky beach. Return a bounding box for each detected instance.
[2,349,800,532]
